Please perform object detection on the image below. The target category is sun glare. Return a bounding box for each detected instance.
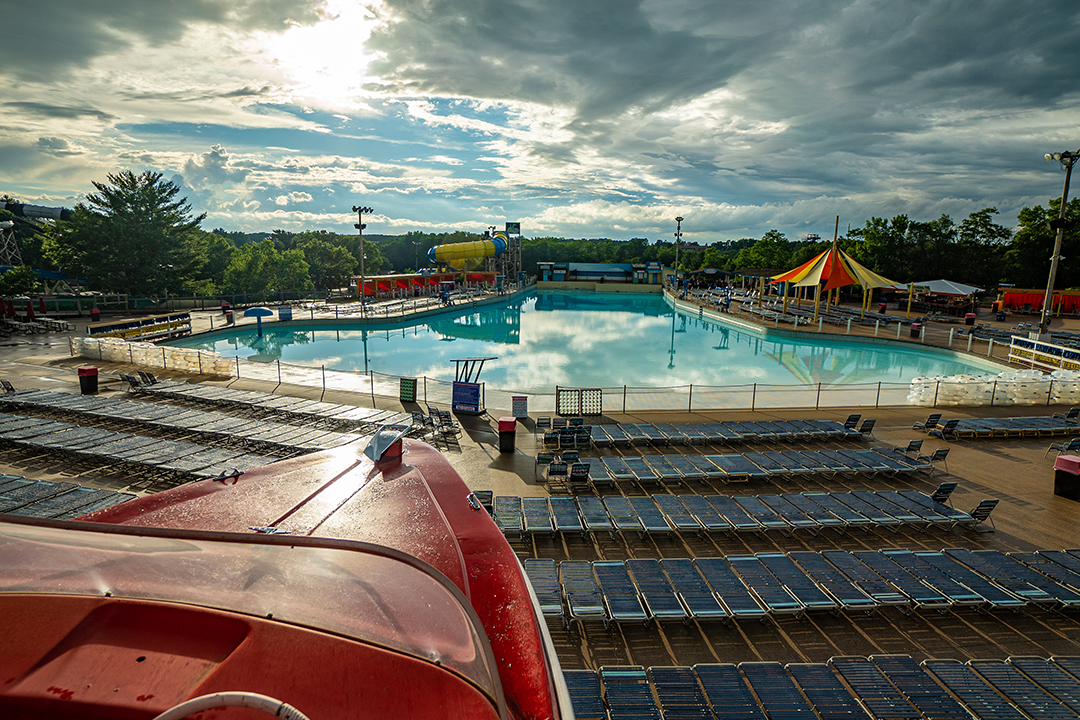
[260,0,383,111]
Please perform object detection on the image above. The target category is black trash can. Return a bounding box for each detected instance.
[965,313,976,326]
[78,366,98,395]
[89,308,100,322]
[996,310,1007,322]
[498,416,516,453]
[1054,455,1080,501]
[221,301,231,314]
[910,322,922,338]
[225,310,234,325]
[878,302,888,313]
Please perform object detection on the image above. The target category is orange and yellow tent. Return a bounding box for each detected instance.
[771,244,904,320]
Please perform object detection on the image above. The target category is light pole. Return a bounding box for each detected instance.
[353,205,373,307]
[1038,149,1079,336]
[412,240,421,271]
[673,216,684,291]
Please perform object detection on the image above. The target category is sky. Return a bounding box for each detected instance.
[2,0,1078,244]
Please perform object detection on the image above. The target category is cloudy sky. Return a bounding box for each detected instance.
[2,0,1078,243]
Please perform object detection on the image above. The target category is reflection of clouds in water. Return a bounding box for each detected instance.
[170,292,998,391]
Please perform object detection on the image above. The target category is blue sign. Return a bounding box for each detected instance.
[452,381,482,414]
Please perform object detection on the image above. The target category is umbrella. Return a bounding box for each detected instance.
[38,297,46,316]
[243,306,274,338]
[4,300,12,317]
[912,279,983,297]
[25,299,34,321]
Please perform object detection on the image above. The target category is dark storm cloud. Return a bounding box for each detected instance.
[123,86,275,103]
[0,0,326,81]
[4,101,116,122]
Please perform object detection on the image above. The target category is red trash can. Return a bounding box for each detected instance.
[498,416,517,453]
[89,308,100,322]
[77,366,98,395]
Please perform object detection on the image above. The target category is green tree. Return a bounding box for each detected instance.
[299,237,356,289]
[1006,197,1080,289]
[43,171,205,295]
[0,265,41,294]
[222,238,312,294]
[733,230,792,269]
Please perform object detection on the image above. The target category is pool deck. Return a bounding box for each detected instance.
[2,305,1080,670]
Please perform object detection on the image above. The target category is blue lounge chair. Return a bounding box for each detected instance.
[594,561,650,626]
[693,557,768,621]
[913,413,942,431]
[625,559,690,625]
[523,558,565,625]
[659,558,729,622]
[649,666,715,719]
[600,666,662,720]
[562,669,606,720]
[694,664,767,720]
[560,560,608,628]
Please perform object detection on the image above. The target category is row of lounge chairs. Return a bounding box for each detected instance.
[913,412,1080,440]
[126,376,412,431]
[0,390,365,455]
[0,475,135,519]
[594,446,946,485]
[526,548,1080,629]
[497,489,994,539]
[586,416,873,448]
[0,413,274,480]
[566,656,1080,720]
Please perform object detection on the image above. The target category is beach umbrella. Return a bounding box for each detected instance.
[243,306,274,337]
[4,299,12,317]
[25,299,34,321]
[38,297,46,315]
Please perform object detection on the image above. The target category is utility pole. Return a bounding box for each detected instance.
[1039,149,1078,336]
[353,205,373,309]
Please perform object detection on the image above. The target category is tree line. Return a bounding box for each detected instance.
[2,169,1077,297]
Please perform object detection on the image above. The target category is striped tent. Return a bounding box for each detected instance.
[771,244,905,320]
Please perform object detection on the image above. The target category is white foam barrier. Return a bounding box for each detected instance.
[908,368,1080,407]
[72,336,232,376]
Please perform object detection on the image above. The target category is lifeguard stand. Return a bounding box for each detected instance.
[451,356,497,414]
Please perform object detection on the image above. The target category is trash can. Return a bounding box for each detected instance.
[965,313,976,326]
[878,302,888,313]
[399,377,417,403]
[225,310,234,325]
[991,301,1001,313]
[89,308,100,322]
[910,322,922,338]
[221,301,231,314]
[1054,454,1080,501]
[77,366,98,395]
[498,416,517,453]
[996,310,1007,322]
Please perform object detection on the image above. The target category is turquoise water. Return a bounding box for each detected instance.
[170,291,997,393]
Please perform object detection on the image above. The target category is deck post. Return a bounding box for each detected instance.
[752,383,756,410]
[816,383,821,409]
[235,355,240,377]
[932,381,940,407]
[967,334,973,351]
[818,318,823,332]
[896,324,902,340]
[688,384,693,411]
[948,328,954,346]
[874,320,879,336]
[876,381,881,407]
[987,339,994,357]
[846,318,851,334]
[1047,379,1053,406]
[991,380,997,406]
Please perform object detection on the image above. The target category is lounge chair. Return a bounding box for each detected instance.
[1044,437,1080,457]
[912,413,942,431]
[843,414,861,430]
[927,418,960,441]
[916,447,950,474]
[1052,407,1080,421]
[956,498,999,532]
[892,439,924,456]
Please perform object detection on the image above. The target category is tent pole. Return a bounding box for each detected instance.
[782,282,788,314]
[814,284,821,322]
[907,283,914,319]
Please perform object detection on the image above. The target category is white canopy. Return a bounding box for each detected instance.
[913,279,983,297]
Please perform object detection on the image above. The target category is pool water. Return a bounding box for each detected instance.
[170,291,999,393]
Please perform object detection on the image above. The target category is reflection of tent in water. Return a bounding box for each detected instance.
[763,341,888,386]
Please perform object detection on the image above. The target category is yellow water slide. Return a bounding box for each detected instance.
[428,232,508,270]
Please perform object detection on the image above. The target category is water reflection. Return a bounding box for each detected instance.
[170,291,997,391]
